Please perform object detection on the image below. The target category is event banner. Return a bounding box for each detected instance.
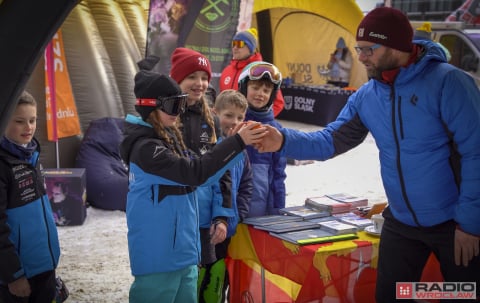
[44,29,81,141]
[146,0,246,89]
[446,0,480,24]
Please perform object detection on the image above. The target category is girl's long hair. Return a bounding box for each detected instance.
[147,110,188,157]
[199,96,217,144]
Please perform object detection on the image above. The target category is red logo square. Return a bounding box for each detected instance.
[396,283,413,299]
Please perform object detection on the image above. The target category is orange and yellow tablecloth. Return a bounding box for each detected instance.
[226,224,442,303]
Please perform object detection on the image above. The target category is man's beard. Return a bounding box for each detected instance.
[367,48,399,80]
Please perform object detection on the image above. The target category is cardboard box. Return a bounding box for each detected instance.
[42,168,87,226]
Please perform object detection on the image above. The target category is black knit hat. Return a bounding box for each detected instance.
[356,7,413,53]
[137,55,160,71]
[134,71,183,121]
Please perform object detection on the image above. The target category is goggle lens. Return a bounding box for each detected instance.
[249,64,282,84]
[232,40,246,48]
[157,94,188,116]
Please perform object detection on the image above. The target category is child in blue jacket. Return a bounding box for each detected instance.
[212,89,253,302]
[0,91,60,302]
[120,70,263,303]
[238,61,287,217]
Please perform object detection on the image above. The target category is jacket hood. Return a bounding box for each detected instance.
[396,40,448,85]
[119,114,156,164]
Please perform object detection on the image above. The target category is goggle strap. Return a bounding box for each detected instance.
[136,98,157,107]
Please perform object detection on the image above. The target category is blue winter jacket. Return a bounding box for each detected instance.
[227,150,253,237]
[0,138,60,283]
[245,109,287,217]
[279,41,480,236]
[119,115,245,276]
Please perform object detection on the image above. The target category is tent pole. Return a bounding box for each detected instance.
[55,141,60,169]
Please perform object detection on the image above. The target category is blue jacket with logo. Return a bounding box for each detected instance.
[0,138,60,283]
[120,115,245,275]
[279,41,480,235]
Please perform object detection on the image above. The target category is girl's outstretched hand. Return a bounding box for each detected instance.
[234,121,266,146]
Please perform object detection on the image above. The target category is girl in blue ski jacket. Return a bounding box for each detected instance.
[120,71,263,303]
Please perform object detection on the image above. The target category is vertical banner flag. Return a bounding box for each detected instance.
[45,29,81,141]
[146,0,247,90]
[446,0,480,24]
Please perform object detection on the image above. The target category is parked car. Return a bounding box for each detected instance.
[411,21,480,86]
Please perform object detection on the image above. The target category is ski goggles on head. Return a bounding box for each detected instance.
[248,63,282,85]
[136,94,188,116]
[232,40,246,48]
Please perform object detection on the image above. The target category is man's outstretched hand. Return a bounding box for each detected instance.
[254,124,284,153]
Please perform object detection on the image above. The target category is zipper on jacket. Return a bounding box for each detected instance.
[397,96,404,139]
[391,88,421,226]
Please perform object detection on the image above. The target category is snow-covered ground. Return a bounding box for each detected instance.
[56,119,386,302]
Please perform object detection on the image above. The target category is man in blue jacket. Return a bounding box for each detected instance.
[256,7,480,303]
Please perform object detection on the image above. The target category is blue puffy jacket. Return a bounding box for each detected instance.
[279,41,480,236]
[245,109,287,217]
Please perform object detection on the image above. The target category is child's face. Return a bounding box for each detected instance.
[215,104,246,137]
[246,80,273,110]
[179,71,209,106]
[5,104,37,145]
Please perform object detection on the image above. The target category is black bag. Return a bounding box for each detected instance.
[55,276,69,303]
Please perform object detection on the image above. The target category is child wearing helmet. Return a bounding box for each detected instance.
[238,61,287,217]
[220,28,285,117]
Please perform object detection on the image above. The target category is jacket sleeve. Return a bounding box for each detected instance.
[441,69,480,235]
[236,153,253,221]
[135,134,245,187]
[281,94,369,160]
[0,164,24,283]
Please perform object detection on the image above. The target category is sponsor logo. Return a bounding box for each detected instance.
[196,1,240,33]
[281,95,315,112]
[369,32,387,40]
[396,282,476,300]
[358,28,365,38]
[224,76,231,85]
[283,96,293,110]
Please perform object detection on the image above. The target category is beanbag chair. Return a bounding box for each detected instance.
[75,117,128,211]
